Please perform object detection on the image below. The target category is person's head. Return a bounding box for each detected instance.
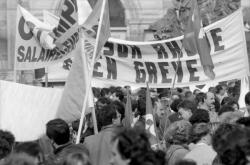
[14,142,44,165]
[110,89,125,102]
[215,85,227,96]
[100,88,111,98]
[236,117,250,127]
[164,120,192,146]
[193,89,201,96]
[158,92,171,110]
[177,100,196,121]
[212,124,250,165]
[136,99,146,117]
[96,97,111,111]
[245,92,250,111]
[170,98,183,113]
[189,109,210,125]
[112,101,125,126]
[195,92,206,108]
[2,153,36,165]
[110,128,151,165]
[189,123,211,145]
[221,97,233,106]
[185,91,195,102]
[208,87,216,94]
[97,104,118,128]
[62,152,91,165]
[46,118,70,146]
[218,105,235,116]
[154,99,170,119]
[0,130,15,160]
[205,92,215,109]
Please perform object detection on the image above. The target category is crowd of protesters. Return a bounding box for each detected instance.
[0,80,250,165]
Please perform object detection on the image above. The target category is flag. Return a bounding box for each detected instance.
[123,89,133,128]
[183,0,215,80]
[56,40,92,122]
[146,83,159,148]
[81,0,111,61]
[57,0,110,122]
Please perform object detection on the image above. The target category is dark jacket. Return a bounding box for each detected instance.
[84,125,117,165]
[166,144,189,165]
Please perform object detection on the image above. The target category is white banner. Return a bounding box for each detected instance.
[15,1,79,70]
[91,10,249,88]
[0,81,62,141]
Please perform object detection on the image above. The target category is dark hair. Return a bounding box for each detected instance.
[212,124,250,165]
[245,92,250,105]
[0,130,15,159]
[189,109,210,125]
[226,100,239,110]
[46,119,70,145]
[112,100,125,121]
[14,142,44,164]
[113,128,165,165]
[100,88,110,97]
[114,89,125,102]
[96,104,117,128]
[0,130,15,148]
[175,159,197,165]
[158,91,171,99]
[177,100,196,113]
[189,123,210,143]
[2,153,36,165]
[215,85,223,94]
[185,91,193,98]
[63,152,91,165]
[195,92,206,105]
[193,89,200,95]
[97,97,111,105]
[218,105,235,116]
[137,99,146,116]
[236,117,250,127]
[212,123,238,153]
[92,87,100,99]
[221,97,233,106]
[170,99,183,113]
[164,120,192,145]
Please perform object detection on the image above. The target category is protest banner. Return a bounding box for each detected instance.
[15,0,79,70]
[0,80,63,141]
[90,10,249,88]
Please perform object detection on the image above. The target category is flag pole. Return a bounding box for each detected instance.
[45,67,48,87]
[91,106,98,134]
[76,0,107,144]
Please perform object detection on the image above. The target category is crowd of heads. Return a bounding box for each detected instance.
[0,80,250,165]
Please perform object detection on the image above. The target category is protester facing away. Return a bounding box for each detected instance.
[0,130,15,162]
[110,128,165,165]
[84,104,121,165]
[46,118,87,165]
[14,142,45,165]
[184,123,217,165]
[212,123,250,165]
[164,120,192,165]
